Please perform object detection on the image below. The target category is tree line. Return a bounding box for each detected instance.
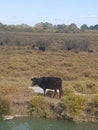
[0,22,98,33]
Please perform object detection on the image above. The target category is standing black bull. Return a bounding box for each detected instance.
[39,46,45,52]
[31,77,63,98]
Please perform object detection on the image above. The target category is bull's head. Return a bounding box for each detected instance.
[31,77,38,86]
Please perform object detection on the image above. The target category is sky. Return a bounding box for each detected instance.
[0,0,98,27]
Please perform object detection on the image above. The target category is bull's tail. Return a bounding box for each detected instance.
[59,88,63,98]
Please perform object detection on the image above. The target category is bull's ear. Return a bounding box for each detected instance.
[31,77,33,81]
[31,77,36,81]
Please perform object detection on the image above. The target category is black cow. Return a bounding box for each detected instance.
[39,46,45,52]
[31,77,63,98]
[88,49,94,53]
[32,45,35,49]
[0,42,3,46]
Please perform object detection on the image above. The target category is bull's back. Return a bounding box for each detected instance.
[39,77,62,89]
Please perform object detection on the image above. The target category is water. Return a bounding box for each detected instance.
[0,117,98,130]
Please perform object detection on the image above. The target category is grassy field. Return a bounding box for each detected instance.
[0,46,98,94]
[0,32,98,121]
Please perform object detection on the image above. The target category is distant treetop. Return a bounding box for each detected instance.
[0,22,98,33]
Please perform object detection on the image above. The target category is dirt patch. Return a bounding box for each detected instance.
[4,88,35,115]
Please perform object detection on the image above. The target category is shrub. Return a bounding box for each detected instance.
[85,94,98,118]
[0,97,10,118]
[60,94,86,116]
[29,96,51,118]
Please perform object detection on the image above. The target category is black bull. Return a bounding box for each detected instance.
[31,77,63,98]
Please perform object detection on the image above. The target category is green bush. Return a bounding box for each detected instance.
[29,96,51,118]
[0,97,10,118]
[60,94,86,116]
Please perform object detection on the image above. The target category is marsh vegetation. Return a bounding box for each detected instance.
[0,32,98,122]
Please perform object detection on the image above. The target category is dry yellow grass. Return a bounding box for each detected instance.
[0,46,98,121]
[0,47,98,95]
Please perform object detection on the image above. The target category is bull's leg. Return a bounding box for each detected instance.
[43,89,46,96]
[53,89,57,98]
[59,88,63,98]
[59,91,61,99]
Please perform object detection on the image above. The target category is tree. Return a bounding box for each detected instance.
[94,24,98,30]
[34,22,53,30]
[80,24,89,31]
[89,25,94,30]
[43,22,53,29]
[56,24,69,32]
[68,23,80,33]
